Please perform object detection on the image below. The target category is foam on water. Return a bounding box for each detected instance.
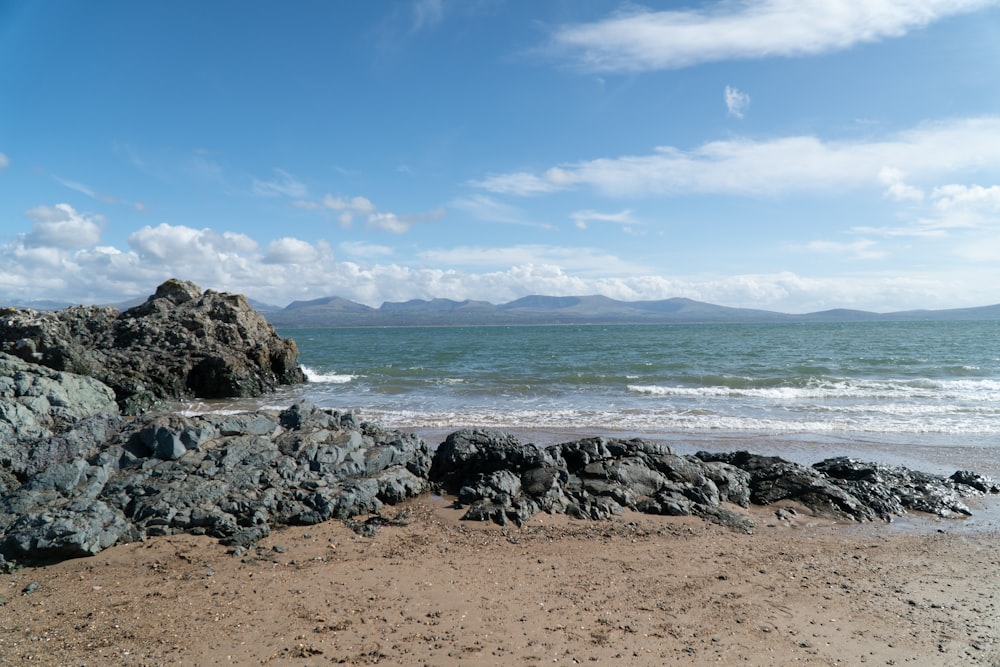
[301,365,356,384]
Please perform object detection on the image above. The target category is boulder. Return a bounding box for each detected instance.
[0,279,306,414]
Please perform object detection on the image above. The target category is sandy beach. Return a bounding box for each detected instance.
[2,494,998,667]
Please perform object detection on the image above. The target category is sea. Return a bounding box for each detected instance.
[174,319,1000,529]
[185,320,1000,489]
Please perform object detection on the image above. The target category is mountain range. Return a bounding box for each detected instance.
[260,294,1000,328]
[9,292,1000,327]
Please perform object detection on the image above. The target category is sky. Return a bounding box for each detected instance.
[2,0,1000,313]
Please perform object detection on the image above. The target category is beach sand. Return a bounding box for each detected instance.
[2,495,998,666]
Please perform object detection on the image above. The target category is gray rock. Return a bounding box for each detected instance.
[0,279,305,414]
[0,401,432,567]
[431,435,998,530]
[0,353,120,491]
[813,457,972,519]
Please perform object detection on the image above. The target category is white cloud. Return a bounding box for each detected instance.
[321,195,376,226]
[367,208,446,234]
[473,117,1000,197]
[297,193,444,233]
[53,176,99,199]
[903,182,1000,232]
[367,212,410,234]
[24,203,102,248]
[417,244,653,276]
[570,209,636,231]
[0,152,10,169]
[129,223,258,264]
[3,214,999,311]
[450,194,554,228]
[931,184,1000,212]
[725,86,751,119]
[264,237,328,264]
[252,168,308,198]
[468,171,564,195]
[547,0,996,72]
[878,167,924,202]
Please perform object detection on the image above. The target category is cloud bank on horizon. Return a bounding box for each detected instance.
[2,0,1000,313]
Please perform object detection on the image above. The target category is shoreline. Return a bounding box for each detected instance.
[172,404,1000,535]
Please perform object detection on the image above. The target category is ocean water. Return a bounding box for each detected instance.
[195,321,1000,481]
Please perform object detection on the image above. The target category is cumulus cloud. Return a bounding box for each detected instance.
[129,223,258,264]
[908,183,1000,231]
[1,212,996,311]
[473,117,1000,197]
[24,203,103,248]
[264,237,330,264]
[878,167,924,202]
[931,184,1000,212]
[725,86,751,118]
[546,0,996,72]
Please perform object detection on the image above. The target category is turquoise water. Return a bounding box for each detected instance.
[186,321,1000,478]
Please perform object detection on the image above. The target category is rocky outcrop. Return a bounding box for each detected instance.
[0,353,121,496]
[0,402,431,568]
[431,430,998,531]
[431,429,757,532]
[0,279,305,414]
[2,414,997,569]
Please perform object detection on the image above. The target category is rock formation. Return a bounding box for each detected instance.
[0,401,431,569]
[430,429,997,531]
[0,279,305,414]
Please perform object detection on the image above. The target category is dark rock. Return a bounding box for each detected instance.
[813,457,972,519]
[0,279,306,414]
[696,451,878,522]
[949,470,1000,495]
[431,432,760,529]
[0,401,432,567]
[432,437,998,530]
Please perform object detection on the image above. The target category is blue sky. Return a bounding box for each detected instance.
[2,0,1000,312]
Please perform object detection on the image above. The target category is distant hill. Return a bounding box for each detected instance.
[8,290,999,327]
[262,294,1000,328]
